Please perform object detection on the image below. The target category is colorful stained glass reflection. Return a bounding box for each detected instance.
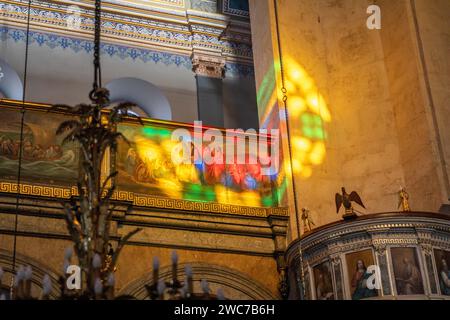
[116,123,279,207]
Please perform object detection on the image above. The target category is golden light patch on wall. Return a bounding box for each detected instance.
[215,185,261,207]
[284,57,331,179]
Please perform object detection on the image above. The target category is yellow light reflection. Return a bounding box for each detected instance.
[157,178,183,199]
[215,185,261,207]
[284,57,331,179]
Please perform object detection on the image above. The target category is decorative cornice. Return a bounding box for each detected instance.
[0,26,253,78]
[1,0,254,65]
[191,53,225,78]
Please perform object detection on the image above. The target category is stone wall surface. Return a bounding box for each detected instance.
[249,0,450,237]
[0,195,285,299]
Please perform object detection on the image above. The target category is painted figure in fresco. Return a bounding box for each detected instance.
[126,148,137,176]
[398,186,411,212]
[351,259,377,300]
[439,258,450,295]
[395,258,422,295]
[0,137,16,157]
[0,136,64,162]
[315,268,333,300]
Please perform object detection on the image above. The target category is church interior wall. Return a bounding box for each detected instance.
[413,0,450,205]
[249,0,450,235]
[0,35,200,122]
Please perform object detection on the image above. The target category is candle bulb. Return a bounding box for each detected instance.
[171,251,178,284]
[152,256,159,286]
[92,253,102,269]
[15,266,25,299]
[64,247,73,261]
[157,279,166,299]
[42,274,52,299]
[24,265,33,298]
[107,273,115,287]
[201,279,210,295]
[94,277,103,299]
[185,265,193,296]
[217,288,225,300]
[63,259,70,277]
[106,273,115,300]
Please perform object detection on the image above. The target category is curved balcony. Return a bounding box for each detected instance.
[286,212,450,300]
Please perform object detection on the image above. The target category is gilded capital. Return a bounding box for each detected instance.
[191,54,226,79]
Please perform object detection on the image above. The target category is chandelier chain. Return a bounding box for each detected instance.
[90,0,102,101]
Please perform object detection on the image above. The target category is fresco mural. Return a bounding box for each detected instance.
[116,121,279,207]
[0,108,79,186]
[0,106,279,207]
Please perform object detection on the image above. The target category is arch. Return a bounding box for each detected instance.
[105,78,172,120]
[0,59,23,100]
[118,262,278,300]
[0,249,62,299]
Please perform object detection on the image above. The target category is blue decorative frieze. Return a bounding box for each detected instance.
[0,26,253,78]
[1,1,253,60]
[0,26,192,69]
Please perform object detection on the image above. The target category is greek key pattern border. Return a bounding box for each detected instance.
[0,182,288,217]
[0,181,76,199]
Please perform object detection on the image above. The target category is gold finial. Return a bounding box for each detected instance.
[301,208,315,232]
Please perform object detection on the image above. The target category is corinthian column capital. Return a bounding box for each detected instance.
[191,53,226,79]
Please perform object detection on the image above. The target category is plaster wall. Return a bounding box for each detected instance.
[249,0,450,234]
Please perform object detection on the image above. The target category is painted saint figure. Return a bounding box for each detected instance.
[351,260,377,300]
[314,264,334,300]
[396,258,422,295]
[439,259,450,295]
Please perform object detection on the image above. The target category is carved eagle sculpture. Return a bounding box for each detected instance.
[335,187,365,219]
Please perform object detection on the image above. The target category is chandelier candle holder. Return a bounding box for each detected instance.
[145,252,226,300]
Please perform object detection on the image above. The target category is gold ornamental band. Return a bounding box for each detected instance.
[0,182,288,218]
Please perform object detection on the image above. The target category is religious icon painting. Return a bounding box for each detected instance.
[312,260,334,300]
[433,249,450,296]
[345,249,378,300]
[391,247,424,295]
